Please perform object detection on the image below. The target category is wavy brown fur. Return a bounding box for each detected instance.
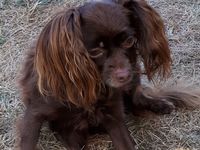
[35,9,102,108]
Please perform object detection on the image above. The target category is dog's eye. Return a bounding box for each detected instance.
[121,36,136,49]
[89,48,104,58]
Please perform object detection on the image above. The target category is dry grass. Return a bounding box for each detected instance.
[0,0,200,149]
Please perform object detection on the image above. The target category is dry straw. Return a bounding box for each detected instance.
[0,0,199,149]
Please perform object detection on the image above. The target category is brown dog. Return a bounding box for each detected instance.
[18,0,200,149]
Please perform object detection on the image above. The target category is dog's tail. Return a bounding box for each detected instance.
[143,81,200,109]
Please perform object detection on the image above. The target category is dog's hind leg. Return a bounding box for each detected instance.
[130,84,175,115]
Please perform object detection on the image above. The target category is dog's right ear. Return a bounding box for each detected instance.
[35,9,101,108]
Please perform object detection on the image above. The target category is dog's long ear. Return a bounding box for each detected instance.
[122,0,172,80]
[35,9,101,108]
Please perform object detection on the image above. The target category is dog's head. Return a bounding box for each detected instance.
[35,0,171,108]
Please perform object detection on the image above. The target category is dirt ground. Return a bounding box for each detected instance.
[0,0,200,150]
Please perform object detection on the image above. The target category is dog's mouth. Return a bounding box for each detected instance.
[105,73,133,89]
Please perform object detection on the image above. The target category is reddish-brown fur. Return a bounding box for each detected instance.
[18,0,183,150]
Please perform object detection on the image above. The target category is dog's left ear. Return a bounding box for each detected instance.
[119,0,172,80]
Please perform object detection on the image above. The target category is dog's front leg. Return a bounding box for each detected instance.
[19,108,44,150]
[101,117,136,150]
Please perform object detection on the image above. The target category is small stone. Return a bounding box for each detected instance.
[0,36,6,46]
[15,0,26,6]
[38,0,52,5]
[0,0,6,9]
[194,33,200,42]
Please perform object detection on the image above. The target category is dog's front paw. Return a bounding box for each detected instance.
[148,99,175,114]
